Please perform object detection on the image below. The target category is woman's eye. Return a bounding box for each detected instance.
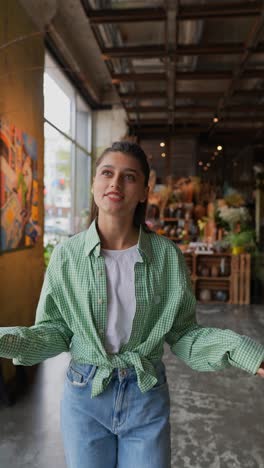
[102,170,112,176]
[125,174,135,181]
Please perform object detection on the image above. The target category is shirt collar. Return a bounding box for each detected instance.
[85,219,153,263]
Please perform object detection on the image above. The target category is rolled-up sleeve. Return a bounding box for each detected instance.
[165,251,264,375]
[0,245,73,366]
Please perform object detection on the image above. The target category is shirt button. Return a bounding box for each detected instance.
[8,336,14,344]
[98,298,103,304]
[99,328,104,335]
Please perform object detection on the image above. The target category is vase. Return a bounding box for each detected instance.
[211,265,219,277]
[214,290,228,302]
[232,246,244,255]
[200,266,210,277]
[199,289,211,302]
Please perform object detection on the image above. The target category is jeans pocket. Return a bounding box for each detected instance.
[150,362,168,391]
[66,362,97,387]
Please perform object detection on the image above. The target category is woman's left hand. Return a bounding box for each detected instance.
[256,361,264,377]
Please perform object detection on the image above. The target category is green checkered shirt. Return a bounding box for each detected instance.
[1,220,263,397]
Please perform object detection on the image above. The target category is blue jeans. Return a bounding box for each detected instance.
[60,360,171,468]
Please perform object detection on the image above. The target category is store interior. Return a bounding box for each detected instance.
[1,1,264,467]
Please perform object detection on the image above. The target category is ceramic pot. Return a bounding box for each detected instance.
[200,266,210,277]
[214,290,228,302]
[199,289,211,302]
[211,265,219,277]
[232,246,244,255]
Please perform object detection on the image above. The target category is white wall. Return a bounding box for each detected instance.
[92,106,128,162]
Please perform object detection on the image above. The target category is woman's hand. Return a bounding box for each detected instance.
[256,361,264,377]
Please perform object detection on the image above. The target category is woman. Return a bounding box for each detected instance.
[0,141,263,468]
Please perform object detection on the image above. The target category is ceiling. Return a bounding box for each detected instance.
[80,0,264,144]
[19,0,264,145]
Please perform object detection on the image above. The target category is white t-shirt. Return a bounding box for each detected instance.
[101,244,142,354]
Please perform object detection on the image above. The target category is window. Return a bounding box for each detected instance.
[44,53,92,244]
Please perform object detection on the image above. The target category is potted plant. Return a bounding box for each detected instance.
[224,230,256,255]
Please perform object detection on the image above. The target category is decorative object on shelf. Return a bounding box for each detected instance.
[163,225,171,236]
[197,217,208,240]
[224,230,256,255]
[200,266,210,277]
[219,257,230,276]
[193,203,206,221]
[191,242,214,254]
[199,289,212,301]
[224,192,245,207]
[183,252,250,305]
[211,265,219,277]
[213,239,229,253]
[214,290,228,302]
[217,205,250,231]
[169,226,176,237]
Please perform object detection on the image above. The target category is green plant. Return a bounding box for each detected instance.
[44,243,56,268]
[224,230,256,250]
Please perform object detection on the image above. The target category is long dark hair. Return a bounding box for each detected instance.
[89,141,152,232]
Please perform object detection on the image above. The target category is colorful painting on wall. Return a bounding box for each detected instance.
[0,119,41,252]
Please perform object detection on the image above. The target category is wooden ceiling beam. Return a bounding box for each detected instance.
[127,106,168,113]
[119,90,263,100]
[177,70,264,80]
[126,105,264,113]
[178,1,262,20]
[103,42,264,58]
[103,45,166,58]
[112,73,166,82]
[134,127,262,138]
[120,91,167,99]
[130,117,264,124]
[87,8,166,23]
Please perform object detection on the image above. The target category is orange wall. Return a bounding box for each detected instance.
[0,0,45,380]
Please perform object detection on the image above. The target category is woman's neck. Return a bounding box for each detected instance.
[96,215,139,250]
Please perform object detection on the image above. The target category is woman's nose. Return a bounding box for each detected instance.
[110,175,122,188]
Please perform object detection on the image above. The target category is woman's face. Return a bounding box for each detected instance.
[93,151,149,220]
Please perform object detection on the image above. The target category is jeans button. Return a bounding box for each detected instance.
[119,369,127,378]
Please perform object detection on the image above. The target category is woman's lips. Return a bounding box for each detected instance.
[106,193,124,202]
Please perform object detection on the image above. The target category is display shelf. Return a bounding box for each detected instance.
[183,252,251,305]
[195,276,231,281]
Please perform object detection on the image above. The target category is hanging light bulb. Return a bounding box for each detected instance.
[160,142,165,147]
[213,115,219,123]
[161,152,166,158]
[217,145,223,151]
[198,161,203,166]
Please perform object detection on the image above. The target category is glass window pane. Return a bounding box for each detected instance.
[44,123,72,243]
[44,72,71,135]
[74,147,91,233]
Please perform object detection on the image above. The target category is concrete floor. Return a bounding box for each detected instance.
[0,305,264,468]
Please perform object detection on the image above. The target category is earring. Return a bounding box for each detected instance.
[91,187,94,194]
